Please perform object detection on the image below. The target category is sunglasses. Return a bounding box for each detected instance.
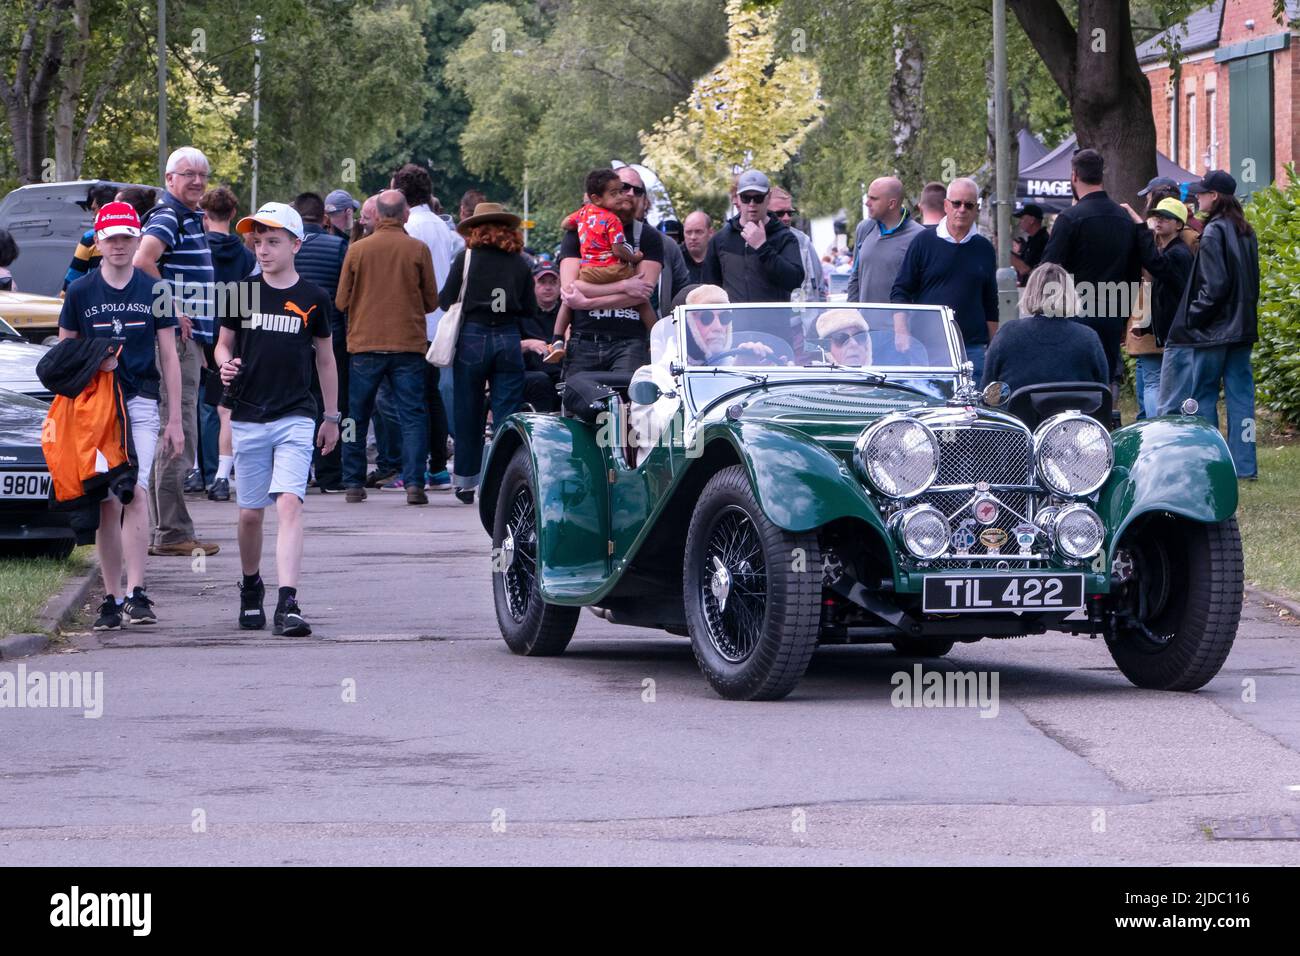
[773,208,797,218]
[829,331,867,347]
[738,193,767,205]
[947,199,977,210]
[619,183,646,197]
[696,311,734,327]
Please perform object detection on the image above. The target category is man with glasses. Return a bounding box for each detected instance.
[557,166,665,376]
[702,170,804,311]
[846,176,924,304]
[133,145,220,557]
[770,187,824,301]
[890,177,998,385]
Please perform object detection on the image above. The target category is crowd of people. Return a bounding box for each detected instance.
[27,141,1261,638]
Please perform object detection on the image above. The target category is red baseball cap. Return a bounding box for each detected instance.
[94,201,142,240]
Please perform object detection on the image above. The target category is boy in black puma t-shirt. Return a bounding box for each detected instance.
[215,202,339,636]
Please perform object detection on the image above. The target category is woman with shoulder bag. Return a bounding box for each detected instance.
[438,203,534,504]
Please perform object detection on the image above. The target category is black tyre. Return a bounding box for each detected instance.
[491,448,580,656]
[891,638,954,658]
[1107,516,1243,691]
[683,465,822,701]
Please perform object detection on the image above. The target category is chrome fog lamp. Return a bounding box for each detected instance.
[891,504,950,560]
[856,415,940,499]
[1053,504,1105,560]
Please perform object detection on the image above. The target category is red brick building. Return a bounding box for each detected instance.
[1139,0,1299,193]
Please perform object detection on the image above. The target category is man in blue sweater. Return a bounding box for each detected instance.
[890,178,998,385]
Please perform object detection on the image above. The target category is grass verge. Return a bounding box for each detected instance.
[1237,443,1300,600]
[0,546,92,636]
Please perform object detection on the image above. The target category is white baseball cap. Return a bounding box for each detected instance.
[236,201,304,240]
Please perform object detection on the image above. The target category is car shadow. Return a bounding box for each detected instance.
[553,635,1129,701]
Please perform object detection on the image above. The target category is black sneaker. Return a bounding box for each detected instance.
[122,587,156,625]
[93,595,121,631]
[318,483,345,494]
[207,477,230,501]
[274,599,312,637]
[238,578,266,630]
[454,488,475,505]
[183,468,206,493]
[365,467,398,489]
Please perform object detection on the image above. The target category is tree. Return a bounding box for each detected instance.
[640,0,822,214]
[0,0,75,184]
[446,0,728,246]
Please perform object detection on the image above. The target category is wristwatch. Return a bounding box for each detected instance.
[324,412,342,424]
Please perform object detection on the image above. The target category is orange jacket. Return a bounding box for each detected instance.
[42,367,133,504]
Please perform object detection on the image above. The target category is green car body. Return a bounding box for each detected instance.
[479,303,1243,699]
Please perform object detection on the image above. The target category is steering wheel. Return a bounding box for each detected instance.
[707,333,795,367]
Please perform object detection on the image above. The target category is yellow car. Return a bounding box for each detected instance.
[0,289,63,343]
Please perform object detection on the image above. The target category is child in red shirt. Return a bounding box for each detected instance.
[547,168,654,363]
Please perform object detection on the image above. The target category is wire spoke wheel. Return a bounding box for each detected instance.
[700,506,769,663]
[502,486,537,623]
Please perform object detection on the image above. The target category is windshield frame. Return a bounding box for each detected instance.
[669,302,964,376]
[0,315,25,340]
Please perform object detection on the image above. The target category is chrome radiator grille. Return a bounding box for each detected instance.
[932,425,1031,487]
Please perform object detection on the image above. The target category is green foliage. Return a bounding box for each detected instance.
[1246,167,1300,427]
[446,0,728,248]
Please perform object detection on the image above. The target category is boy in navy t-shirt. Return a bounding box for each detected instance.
[58,202,185,630]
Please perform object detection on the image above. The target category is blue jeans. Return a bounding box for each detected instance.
[198,401,219,482]
[452,324,525,491]
[372,382,402,473]
[965,343,987,390]
[1157,344,1257,477]
[1134,354,1162,420]
[344,352,429,488]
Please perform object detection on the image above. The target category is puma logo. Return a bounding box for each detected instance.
[284,301,317,326]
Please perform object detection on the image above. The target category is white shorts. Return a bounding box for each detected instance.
[127,395,160,491]
[231,416,315,510]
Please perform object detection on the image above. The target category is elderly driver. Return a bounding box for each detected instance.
[815,308,873,367]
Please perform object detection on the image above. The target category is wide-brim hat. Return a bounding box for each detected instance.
[458,202,521,234]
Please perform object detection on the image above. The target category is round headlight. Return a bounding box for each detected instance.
[1034,413,1112,496]
[1054,504,1105,559]
[893,505,950,559]
[856,416,939,499]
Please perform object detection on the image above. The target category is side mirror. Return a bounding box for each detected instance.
[982,381,1010,407]
[629,379,667,405]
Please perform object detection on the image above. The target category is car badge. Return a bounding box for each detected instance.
[1013,522,1038,555]
[972,496,999,525]
[979,527,1008,553]
[951,520,977,555]
[975,481,989,492]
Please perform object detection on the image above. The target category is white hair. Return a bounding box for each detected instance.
[166,146,210,174]
[946,177,979,200]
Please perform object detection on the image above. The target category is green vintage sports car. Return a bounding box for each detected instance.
[478,302,1242,701]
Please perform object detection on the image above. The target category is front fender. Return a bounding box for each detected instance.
[479,414,610,599]
[1099,417,1239,558]
[704,419,897,574]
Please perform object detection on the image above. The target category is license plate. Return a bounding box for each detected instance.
[0,471,51,500]
[922,574,1085,613]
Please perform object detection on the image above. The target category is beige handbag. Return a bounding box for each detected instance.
[426,249,471,367]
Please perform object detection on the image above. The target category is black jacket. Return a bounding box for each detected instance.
[1041,191,1141,318]
[1133,228,1194,345]
[439,245,537,331]
[1166,217,1259,347]
[702,212,804,305]
[294,225,348,339]
[37,336,119,398]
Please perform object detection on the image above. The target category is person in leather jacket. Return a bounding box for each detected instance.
[1155,170,1260,479]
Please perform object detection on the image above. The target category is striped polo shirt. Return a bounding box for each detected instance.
[143,191,216,342]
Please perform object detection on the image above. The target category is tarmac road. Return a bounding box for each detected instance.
[2,490,1298,865]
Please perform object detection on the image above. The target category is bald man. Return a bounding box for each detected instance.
[846,176,925,303]
[682,210,712,284]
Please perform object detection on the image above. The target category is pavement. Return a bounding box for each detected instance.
[2,488,1299,865]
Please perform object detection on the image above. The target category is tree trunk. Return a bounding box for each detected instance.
[54,0,90,181]
[1009,0,1157,209]
[1,0,75,184]
[889,22,925,186]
